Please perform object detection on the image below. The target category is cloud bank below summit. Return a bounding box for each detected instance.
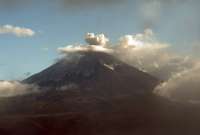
[0,81,38,97]
[58,30,200,103]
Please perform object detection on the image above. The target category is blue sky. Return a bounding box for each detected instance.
[0,0,199,80]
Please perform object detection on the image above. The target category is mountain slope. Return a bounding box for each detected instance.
[1,52,200,135]
[0,52,160,115]
[24,52,159,96]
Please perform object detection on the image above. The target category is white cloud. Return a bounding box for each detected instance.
[113,29,200,102]
[115,29,196,81]
[85,33,109,46]
[154,64,200,102]
[58,30,196,81]
[58,45,113,54]
[0,81,38,97]
[119,29,156,48]
[57,29,200,103]
[0,25,35,37]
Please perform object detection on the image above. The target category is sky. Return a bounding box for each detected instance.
[0,0,200,80]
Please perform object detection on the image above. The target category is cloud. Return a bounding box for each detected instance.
[116,45,196,80]
[0,25,35,37]
[154,64,200,103]
[57,33,112,54]
[119,28,154,48]
[58,45,113,54]
[59,29,196,81]
[85,33,109,46]
[112,29,200,102]
[115,29,196,81]
[114,29,200,103]
[0,81,38,97]
[58,29,200,103]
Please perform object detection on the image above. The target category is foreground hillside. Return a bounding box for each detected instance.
[0,93,200,135]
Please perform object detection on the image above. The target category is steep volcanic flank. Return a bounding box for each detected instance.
[0,52,200,135]
[24,52,159,96]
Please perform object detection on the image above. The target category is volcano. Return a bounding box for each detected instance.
[24,52,158,96]
[13,52,159,115]
[0,52,200,135]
